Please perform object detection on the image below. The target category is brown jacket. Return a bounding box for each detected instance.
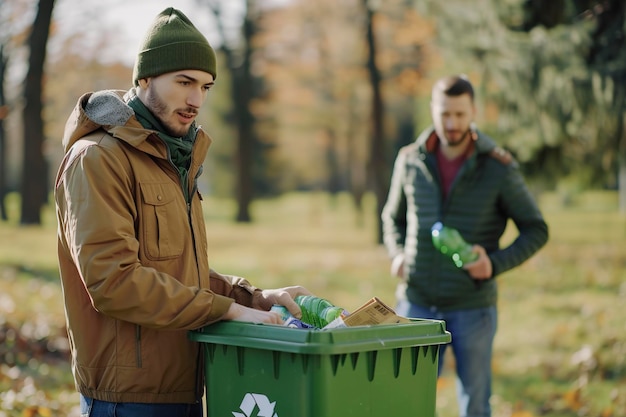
[55,90,270,404]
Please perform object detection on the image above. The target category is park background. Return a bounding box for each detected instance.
[0,0,625,416]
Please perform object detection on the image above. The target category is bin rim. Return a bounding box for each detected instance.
[189,318,451,355]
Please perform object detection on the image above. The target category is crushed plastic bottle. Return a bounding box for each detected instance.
[295,295,346,329]
[270,305,314,329]
[431,222,478,268]
[271,296,348,329]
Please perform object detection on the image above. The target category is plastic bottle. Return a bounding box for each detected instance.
[431,222,478,268]
[294,295,346,329]
[270,304,292,321]
[270,305,314,329]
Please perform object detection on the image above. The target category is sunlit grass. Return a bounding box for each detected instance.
[1,190,625,416]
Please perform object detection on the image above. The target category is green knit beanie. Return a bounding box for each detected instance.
[132,7,217,85]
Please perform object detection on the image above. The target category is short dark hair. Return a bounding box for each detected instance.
[432,75,474,101]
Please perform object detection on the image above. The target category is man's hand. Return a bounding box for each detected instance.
[463,245,492,280]
[222,302,283,324]
[390,254,405,278]
[257,286,313,319]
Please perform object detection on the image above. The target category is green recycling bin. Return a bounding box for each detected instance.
[189,319,450,417]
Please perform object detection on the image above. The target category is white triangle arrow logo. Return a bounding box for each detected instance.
[232,393,278,417]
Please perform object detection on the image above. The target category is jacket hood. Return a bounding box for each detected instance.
[62,90,158,154]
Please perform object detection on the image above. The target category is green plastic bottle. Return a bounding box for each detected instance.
[431,222,478,268]
[295,295,345,328]
[270,305,314,328]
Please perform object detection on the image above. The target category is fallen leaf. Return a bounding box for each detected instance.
[563,388,583,411]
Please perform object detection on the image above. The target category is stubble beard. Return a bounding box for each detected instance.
[146,85,190,138]
[444,128,471,148]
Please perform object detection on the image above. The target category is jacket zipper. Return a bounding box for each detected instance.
[159,134,204,398]
[158,132,202,281]
[135,325,142,368]
[194,345,204,402]
[186,139,205,401]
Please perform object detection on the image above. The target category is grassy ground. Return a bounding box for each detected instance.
[0,191,625,416]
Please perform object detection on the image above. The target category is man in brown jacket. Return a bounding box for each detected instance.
[55,8,310,417]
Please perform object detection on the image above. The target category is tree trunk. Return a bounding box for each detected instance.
[325,128,342,196]
[617,98,626,213]
[20,0,55,225]
[204,0,257,222]
[363,0,386,243]
[313,8,342,197]
[233,0,255,223]
[619,128,626,213]
[0,45,8,221]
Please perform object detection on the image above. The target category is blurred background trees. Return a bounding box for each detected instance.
[20,0,54,224]
[418,0,625,201]
[0,0,624,229]
[0,44,8,221]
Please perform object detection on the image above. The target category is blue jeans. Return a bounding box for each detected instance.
[395,300,497,417]
[80,395,203,417]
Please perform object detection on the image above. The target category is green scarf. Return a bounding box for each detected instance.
[127,92,197,202]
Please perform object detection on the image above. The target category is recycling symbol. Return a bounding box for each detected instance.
[232,393,279,417]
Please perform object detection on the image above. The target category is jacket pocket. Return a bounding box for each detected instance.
[139,182,186,260]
